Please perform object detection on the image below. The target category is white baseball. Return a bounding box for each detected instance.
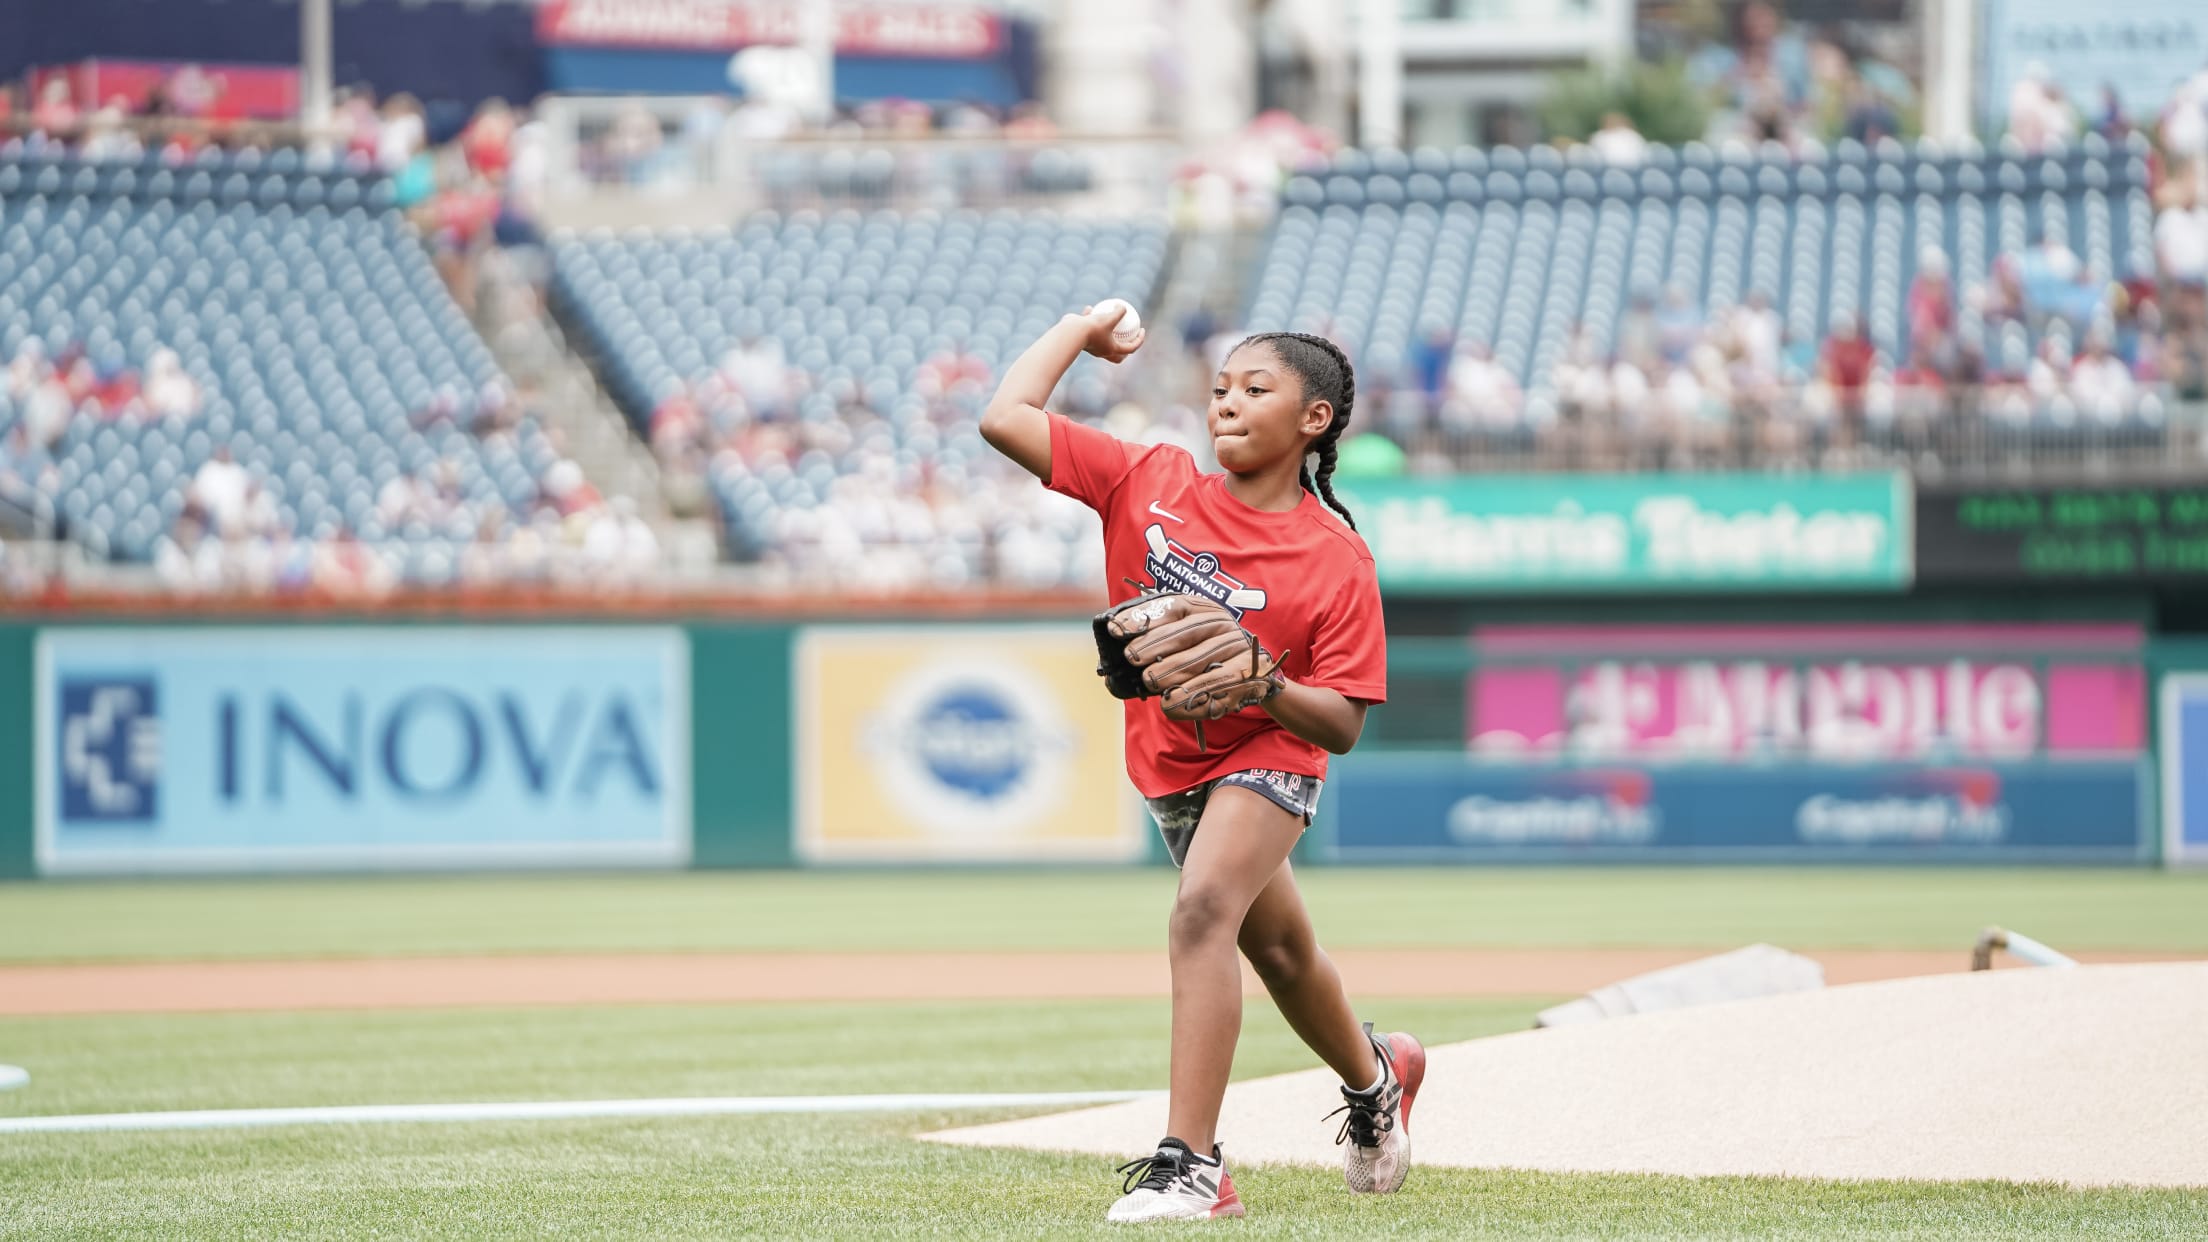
[1093,298,1144,347]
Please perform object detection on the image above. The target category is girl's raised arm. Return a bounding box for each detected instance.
[980,303,1144,482]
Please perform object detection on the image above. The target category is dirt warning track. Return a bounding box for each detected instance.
[0,948,2187,1016]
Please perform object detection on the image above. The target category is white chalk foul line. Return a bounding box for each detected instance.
[0,1066,26,1092]
[0,1090,1157,1135]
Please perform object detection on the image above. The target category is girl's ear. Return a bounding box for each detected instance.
[1302,399,1336,439]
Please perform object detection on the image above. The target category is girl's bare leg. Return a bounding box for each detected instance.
[1236,857,1381,1087]
[1161,786,1306,1153]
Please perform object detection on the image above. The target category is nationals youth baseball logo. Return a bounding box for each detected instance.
[1143,524,1267,617]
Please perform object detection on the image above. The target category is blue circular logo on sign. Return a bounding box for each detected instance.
[1193,552,1219,575]
[909,686,1028,799]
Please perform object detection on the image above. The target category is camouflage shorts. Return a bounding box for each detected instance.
[1144,769,1324,869]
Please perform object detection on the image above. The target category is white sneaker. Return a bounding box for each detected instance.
[1329,1021,1426,1194]
[1107,1137,1245,1222]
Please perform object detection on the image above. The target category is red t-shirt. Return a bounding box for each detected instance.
[1822,336,1875,391]
[1046,413,1387,798]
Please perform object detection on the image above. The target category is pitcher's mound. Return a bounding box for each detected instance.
[926,962,2208,1188]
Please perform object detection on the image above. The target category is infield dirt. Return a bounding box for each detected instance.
[1,947,2189,1015]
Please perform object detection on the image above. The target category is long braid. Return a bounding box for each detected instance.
[1232,331,1358,531]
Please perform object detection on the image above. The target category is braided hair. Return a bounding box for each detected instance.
[1229,331,1358,531]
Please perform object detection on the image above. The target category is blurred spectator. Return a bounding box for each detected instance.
[191,447,251,535]
[334,86,382,166]
[1615,288,1659,372]
[2162,68,2208,202]
[8,342,70,450]
[377,93,427,174]
[313,527,397,598]
[1409,324,1454,417]
[1841,71,1900,146]
[2006,63,2078,154]
[2070,333,2136,421]
[1734,290,1782,379]
[153,514,217,593]
[917,340,992,400]
[1589,112,1649,166]
[2093,83,2132,145]
[79,101,139,162]
[1984,249,2028,326]
[1443,340,1522,430]
[2158,196,2208,297]
[542,458,602,519]
[1892,347,1947,422]
[30,78,79,137]
[504,104,553,229]
[1690,2,1808,133]
[1819,311,1875,428]
[1655,285,1704,366]
[582,495,660,578]
[2026,336,2072,410]
[141,348,200,420]
[2018,230,2082,317]
[604,103,664,184]
[719,333,796,419]
[426,174,502,312]
[1907,247,1955,362]
[461,98,515,179]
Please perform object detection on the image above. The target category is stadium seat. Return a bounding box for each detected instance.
[0,156,527,573]
[1238,138,2167,435]
[549,208,1165,578]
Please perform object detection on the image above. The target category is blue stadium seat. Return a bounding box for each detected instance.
[1236,137,2168,436]
[0,155,514,565]
[548,208,1165,575]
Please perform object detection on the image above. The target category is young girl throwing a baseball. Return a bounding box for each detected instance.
[981,304,1422,1223]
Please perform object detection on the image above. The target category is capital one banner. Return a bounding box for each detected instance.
[1322,754,2149,863]
[1337,474,1911,593]
[36,629,690,874]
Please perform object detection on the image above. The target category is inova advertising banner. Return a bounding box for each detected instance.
[1321,754,2148,863]
[36,629,691,874]
[1336,474,1911,593]
[794,626,1144,862]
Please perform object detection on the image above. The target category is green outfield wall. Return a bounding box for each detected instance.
[2,610,2202,876]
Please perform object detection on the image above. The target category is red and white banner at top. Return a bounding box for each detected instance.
[536,0,1003,58]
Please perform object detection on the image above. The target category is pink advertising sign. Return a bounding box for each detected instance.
[1468,624,2145,761]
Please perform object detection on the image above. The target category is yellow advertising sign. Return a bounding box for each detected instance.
[795,626,1144,862]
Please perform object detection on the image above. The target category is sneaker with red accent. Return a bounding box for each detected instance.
[1106,1137,1246,1222]
[1329,1021,1425,1194]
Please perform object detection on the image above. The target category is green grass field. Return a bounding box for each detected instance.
[5,867,2206,961]
[4,869,2205,1238]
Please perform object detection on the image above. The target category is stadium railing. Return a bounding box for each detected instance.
[1374,385,2208,478]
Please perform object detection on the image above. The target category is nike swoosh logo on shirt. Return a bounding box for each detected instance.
[1148,500,1184,523]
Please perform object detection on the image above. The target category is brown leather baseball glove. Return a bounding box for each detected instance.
[1093,590,1287,748]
